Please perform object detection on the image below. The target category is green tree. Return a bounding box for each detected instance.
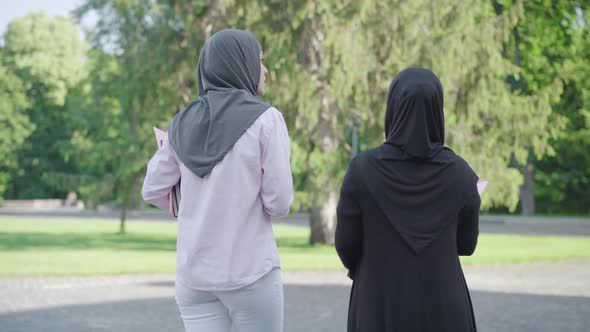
[73,0,239,232]
[241,0,564,242]
[493,0,584,215]
[0,56,33,201]
[1,12,87,199]
[535,5,590,215]
[70,0,575,239]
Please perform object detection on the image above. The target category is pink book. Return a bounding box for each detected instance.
[477,180,488,195]
[153,127,180,217]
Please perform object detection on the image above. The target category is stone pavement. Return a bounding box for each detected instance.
[1,259,589,332]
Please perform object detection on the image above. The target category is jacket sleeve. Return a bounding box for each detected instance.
[141,138,181,211]
[335,158,363,279]
[260,108,294,218]
[457,185,481,256]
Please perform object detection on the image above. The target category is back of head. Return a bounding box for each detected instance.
[385,67,445,159]
[197,29,262,96]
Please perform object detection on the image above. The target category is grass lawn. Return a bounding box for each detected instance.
[1,217,589,277]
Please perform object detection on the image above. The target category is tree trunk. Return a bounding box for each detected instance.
[119,206,127,234]
[310,190,338,245]
[520,158,536,215]
[512,25,536,215]
[305,4,340,245]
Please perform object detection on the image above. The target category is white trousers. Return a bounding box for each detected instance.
[175,268,283,332]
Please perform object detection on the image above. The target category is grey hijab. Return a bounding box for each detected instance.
[168,29,271,178]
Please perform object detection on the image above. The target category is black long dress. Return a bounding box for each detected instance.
[336,144,481,332]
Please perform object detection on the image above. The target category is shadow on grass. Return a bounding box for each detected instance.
[0,232,322,252]
[0,232,177,252]
[275,236,313,248]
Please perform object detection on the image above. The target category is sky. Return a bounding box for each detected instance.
[0,0,83,36]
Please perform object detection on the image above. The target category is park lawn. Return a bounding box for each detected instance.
[1,217,589,276]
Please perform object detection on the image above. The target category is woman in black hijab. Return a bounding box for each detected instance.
[336,67,481,332]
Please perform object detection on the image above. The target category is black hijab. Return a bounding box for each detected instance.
[385,67,444,159]
[168,29,271,178]
[358,67,478,254]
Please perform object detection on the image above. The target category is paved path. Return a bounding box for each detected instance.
[1,259,589,332]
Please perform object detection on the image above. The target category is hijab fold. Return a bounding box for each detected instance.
[168,29,270,178]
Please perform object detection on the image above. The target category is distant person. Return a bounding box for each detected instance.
[65,191,78,207]
[142,29,293,332]
[336,67,481,332]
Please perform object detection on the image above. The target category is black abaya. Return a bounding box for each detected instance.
[335,68,481,332]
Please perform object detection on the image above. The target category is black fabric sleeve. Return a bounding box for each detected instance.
[336,158,363,279]
[457,185,481,256]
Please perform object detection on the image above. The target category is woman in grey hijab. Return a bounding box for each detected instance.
[142,29,293,332]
